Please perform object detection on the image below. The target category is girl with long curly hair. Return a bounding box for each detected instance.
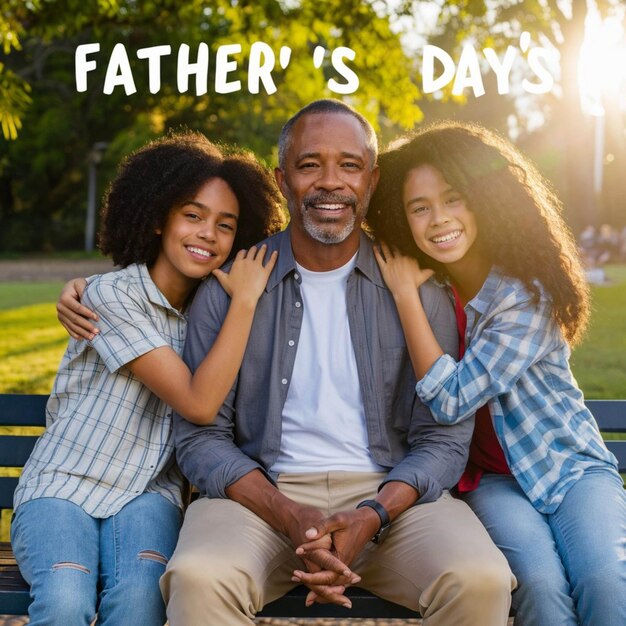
[12,132,284,626]
[368,121,625,626]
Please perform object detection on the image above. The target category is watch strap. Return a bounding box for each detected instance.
[356,499,390,531]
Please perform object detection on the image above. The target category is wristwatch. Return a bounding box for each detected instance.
[356,499,391,545]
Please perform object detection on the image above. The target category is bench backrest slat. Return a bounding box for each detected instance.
[0,394,48,427]
[585,400,625,433]
[0,437,38,470]
[0,394,623,514]
[604,441,626,473]
[0,478,20,511]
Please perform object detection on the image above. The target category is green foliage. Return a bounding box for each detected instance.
[0,0,427,252]
[0,65,31,140]
[1,0,422,142]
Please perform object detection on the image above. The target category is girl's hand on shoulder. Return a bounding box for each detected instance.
[212,244,278,305]
[373,242,434,298]
[57,277,99,340]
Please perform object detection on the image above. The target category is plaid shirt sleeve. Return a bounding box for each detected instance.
[84,277,169,373]
[416,286,560,425]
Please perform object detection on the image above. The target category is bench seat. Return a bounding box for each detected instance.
[0,394,623,619]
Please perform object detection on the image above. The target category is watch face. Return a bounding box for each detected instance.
[373,523,391,545]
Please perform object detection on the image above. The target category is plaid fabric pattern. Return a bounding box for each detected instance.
[14,264,186,518]
[416,268,618,514]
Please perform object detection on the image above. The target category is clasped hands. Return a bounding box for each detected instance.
[285,504,381,609]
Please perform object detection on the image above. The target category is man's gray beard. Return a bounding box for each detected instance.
[302,209,357,244]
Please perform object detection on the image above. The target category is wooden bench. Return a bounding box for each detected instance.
[0,393,624,619]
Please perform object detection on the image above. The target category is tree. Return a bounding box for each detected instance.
[0,0,423,251]
[400,0,625,230]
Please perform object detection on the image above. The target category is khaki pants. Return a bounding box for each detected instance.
[161,472,515,626]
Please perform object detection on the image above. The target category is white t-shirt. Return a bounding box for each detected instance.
[270,254,384,474]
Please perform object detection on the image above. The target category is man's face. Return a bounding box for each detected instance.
[275,112,379,246]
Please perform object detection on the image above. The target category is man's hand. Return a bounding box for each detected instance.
[56,278,98,340]
[281,502,360,608]
[224,471,358,608]
[292,507,381,606]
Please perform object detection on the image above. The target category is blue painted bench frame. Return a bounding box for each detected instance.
[0,393,624,618]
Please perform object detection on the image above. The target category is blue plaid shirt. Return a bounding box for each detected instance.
[416,268,619,514]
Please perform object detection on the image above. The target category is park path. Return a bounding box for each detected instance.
[0,258,115,282]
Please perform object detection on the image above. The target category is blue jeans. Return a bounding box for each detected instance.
[461,468,626,626]
[11,494,182,626]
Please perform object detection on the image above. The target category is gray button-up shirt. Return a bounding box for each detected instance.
[174,227,472,504]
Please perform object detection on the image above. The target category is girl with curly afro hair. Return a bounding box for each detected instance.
[368,121,625,626]
[12,132,284,626]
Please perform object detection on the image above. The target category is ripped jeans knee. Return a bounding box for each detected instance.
[137,549,169,566]
[51,561,91,574]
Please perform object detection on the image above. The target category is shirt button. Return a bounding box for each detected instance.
[288,340,295,347]
[281,378,288,385]
[295,301,301,308]
[294,273,300,280]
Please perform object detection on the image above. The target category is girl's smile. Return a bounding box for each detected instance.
[186,245,219,261]
[429,229,464,247]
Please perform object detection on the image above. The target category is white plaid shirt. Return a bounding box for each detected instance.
[416,268,619,514]
[14,264,186,518]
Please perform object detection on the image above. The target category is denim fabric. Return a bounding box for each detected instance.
[462,469,626,626]
[11,494,182,625]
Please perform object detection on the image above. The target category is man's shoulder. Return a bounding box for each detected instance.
[218,229,288,274]
[418,279,455,326]
[262,229,288,249]
[418,278,451,304]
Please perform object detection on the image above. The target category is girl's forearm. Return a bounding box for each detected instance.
[129,296,259,425]
[392,289,444,380]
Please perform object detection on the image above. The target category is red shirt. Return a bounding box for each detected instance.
[451,287,511,492]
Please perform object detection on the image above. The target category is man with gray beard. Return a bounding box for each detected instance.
[160,99,515,626]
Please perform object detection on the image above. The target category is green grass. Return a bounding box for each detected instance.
[1,267,626,397]
[0,281,66,310]
[0,282,66,392]
[570,265,626,398]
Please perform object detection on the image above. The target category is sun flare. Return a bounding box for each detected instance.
[578,10,626,116]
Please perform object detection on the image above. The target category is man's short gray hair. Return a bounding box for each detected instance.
[277,99,378,170]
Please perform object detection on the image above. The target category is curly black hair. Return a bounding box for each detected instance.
[99,131,284,267]
[367,121,590,346]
